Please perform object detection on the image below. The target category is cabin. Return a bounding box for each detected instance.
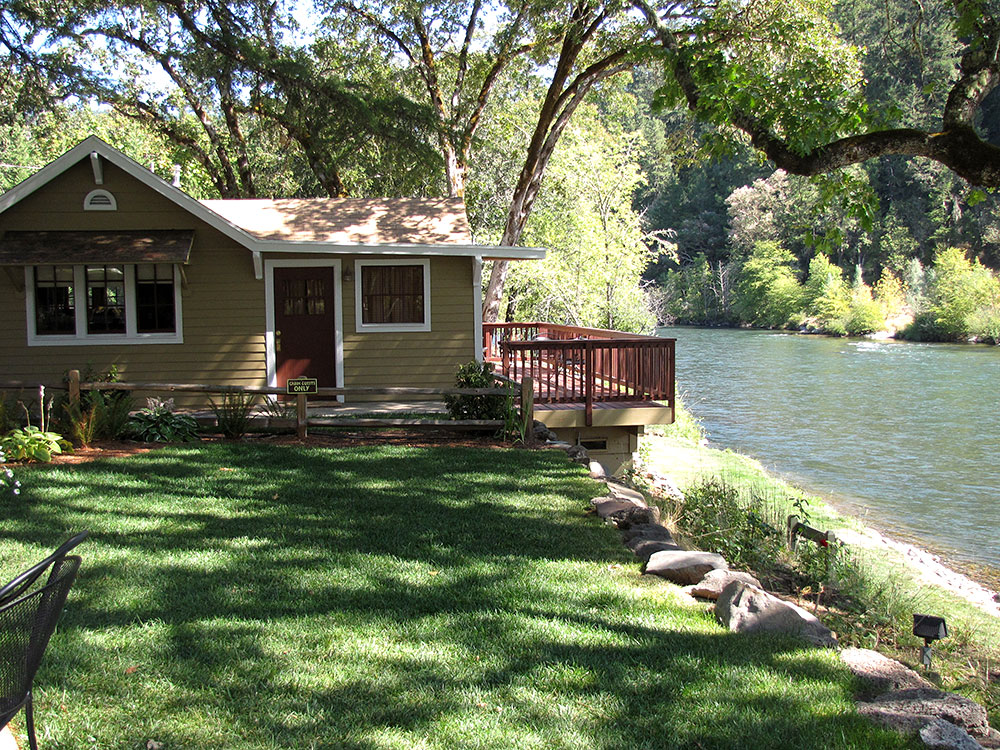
[0,136,674,474]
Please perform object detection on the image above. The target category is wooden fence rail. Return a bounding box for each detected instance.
[0,374,536,440]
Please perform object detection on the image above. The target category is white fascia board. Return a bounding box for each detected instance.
[0,135,260,253]
[256,241,546,259]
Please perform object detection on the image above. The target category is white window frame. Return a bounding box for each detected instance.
[354,258,431,333]
[24,264,184,346]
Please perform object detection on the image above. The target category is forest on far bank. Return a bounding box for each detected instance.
[2,0,999,342]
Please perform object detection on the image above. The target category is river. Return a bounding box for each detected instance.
[657,326,1000,573]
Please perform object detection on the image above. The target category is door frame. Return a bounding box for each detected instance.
[264,258,345,392]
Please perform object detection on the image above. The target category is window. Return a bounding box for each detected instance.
[282,278,327,316]
[33,265,76,335]
[86,265,126,334]
[136,263,177,333]
[26,263,182,346]
[355,260,431,332]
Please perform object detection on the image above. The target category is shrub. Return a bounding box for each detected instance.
[209,391,258,439]
[804,254,850,331]
[65,390,135,445]
[1,426,72,463]
[445,361,509,421]
[733,242,805,328]
[845,288,885,335]
[673,478,785,572]
[128,398,200,443]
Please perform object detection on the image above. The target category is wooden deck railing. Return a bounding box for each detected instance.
[484,322,675,426]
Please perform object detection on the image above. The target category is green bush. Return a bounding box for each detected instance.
[445,361,509,421]
[65,390,135,445]
[1,426,72,463]
[209,391,258,439]
[674,478,785,571]
[733,242,805,328]
[128,398,200,443]
[845,294,885,335]
[804,254,851,332]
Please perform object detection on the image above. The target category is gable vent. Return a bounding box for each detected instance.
[84,189,118,211]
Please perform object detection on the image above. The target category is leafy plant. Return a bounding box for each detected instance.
[208,391,258,439]
[65,390,135,445]
[674,478,785,572]
[1,426,72,463]
[128,398,200,443]
[445,361,508,421]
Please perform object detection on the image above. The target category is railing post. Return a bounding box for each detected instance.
[521,376,534,440]
[296,393,308,439]
[67,369,81,412]
[584,341,594,427]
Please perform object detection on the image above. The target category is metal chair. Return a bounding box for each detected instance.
[0,532,89,750]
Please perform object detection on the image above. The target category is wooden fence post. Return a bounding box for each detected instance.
[521,376,534,440]
[67,369,81,411]
[296,393,308,439]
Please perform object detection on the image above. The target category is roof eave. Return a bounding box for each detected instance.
[256,241,545,259]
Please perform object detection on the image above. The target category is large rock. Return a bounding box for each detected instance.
[591,497,640,519]
[841,647,933,696]
[588,460,606,479]
[715,581,837,648]
[643,550,728,585]
[920,719,984,750]
[606,482,648,505]
[621,523,674,544]
[532,421,558,443]
[566,445,589,464]
[857,688,991,738]
[627,538,682,562]
[687,569,762,601]
[607,505,661,529]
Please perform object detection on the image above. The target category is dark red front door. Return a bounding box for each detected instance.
[274,266,337,387]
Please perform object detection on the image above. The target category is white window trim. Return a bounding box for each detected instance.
[354,258,431,333]
[24,264,184,346]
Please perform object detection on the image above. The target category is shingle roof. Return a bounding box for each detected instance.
[200,198,472,245]
[0,230,194,265]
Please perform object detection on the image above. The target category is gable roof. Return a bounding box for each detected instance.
[0,136,543,260]
[201,198,472,245]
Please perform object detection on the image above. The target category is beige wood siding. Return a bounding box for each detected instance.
[0,159,267,390]
[342,255,476,389]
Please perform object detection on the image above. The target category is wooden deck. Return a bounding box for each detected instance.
[484,322,675,427]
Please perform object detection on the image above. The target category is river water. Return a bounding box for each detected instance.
[658,326,1000,572]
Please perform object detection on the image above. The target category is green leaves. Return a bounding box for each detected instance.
[1,425,72,463]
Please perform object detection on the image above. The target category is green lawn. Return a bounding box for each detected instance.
[2,444,911,749]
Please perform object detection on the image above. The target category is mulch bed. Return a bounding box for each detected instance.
[13,430,515,466]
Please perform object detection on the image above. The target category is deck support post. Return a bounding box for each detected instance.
[67,369,81,412]
[520,376,534,440]
[296,393,308,439]
[584,342,594,427]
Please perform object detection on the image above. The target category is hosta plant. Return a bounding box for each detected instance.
[128,398,200,443]
[2,426,72,463]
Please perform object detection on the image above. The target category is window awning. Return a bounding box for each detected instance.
[0,230,195,265]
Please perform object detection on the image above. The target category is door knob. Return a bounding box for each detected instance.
[275,330,282,352]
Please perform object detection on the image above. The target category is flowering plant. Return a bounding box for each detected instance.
[1,447,21,495]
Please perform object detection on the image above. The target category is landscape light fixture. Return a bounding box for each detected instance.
[912,614,947,670]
